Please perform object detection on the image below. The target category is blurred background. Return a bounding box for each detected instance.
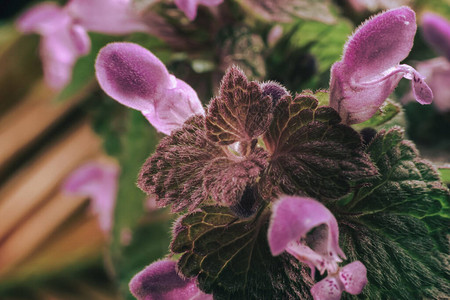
[0,0,449,299]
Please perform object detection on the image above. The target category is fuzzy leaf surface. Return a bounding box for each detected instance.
[205,67,273,145]
[337,127,450,299]
[138,116,225,212]
[261,94,377,200]
[171,206,314,299]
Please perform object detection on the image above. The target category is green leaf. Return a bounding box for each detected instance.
[336,127,450,299]
[439,166,450,186]
[352,99,402,131]
[260,94,378,201]
[171,206,314,299]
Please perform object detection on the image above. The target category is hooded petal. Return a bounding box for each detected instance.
[63,162,119,232]
[40,24,90,89]
[129,259,212,300]
[330,6,433,124]
[66,0,149,34]
[95,42,174,112]
[174,0,224,21]
[421,12,450,61]
[268,196,345,275]
[17,2,70,34]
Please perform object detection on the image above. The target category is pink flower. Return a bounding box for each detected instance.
[174,0,224,21]
[401,57,450,112]
[17,0,149,90]
[329,6,433,124]
[95,42,205,135]
[129,259,212,300]
[421,12,450,61]
[268,196,367,300]
[17,2,90,89]
[66,0,150,35]
[63,161,119,233]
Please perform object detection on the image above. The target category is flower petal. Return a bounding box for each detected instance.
[63,162,119,232]
[339,261,367,295]
[310,276,343,300]
[66,0,149,34]
[421,12,450,61]
[129,259,212,300]
[95,42,174,112]
[17,2,70,34]
[342,6,416,82]
[142,78,204,135]
[267,196,345,261]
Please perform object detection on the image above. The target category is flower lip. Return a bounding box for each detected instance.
[268,196,345,276]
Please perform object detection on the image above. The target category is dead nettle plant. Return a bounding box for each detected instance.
[95,6,449,300]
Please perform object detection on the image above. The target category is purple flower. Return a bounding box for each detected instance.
[63,161,119,233]
[66,0,150,35]
[421,12,450,61]
[311,261,368,300]
[329,6,433,124]
[17,0,149,90]
[95,42,204,135]
[268,196,367,299]
[174,0,224,21]
[401,57,450,112]
[17,2,90,89]
[129,259,212,300]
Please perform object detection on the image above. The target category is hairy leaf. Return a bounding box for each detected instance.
[205,67,273,145]
[260,94,378,200]
[337,127,450,299]
[138,116,225,212]
[171,206,314,299]
[203,147,268,206]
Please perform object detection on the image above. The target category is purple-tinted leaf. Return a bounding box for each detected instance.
[129,259,212,300]
[329,6,433,124]
[174,0,224,21]
[138,116,225,212]
[268,196,345,276]
[66,0,150,34]
[63,161,119,232]
[421,12,450,61]
[260,81,290,106]
[205,66,272,145]
[203,147,268,206]
[96,42,174,112]
[260,94,377,201]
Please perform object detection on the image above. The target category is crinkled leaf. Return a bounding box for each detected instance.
[260,94,378,200]
[203,147,268,206]
[205,67,273,145]
[352,99,402,131]
[337,127,450,299]
[239,0,336,24]
[138,116,224,212]
[171,206,314,299]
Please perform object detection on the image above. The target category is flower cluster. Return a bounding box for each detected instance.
[93,5,437,300]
